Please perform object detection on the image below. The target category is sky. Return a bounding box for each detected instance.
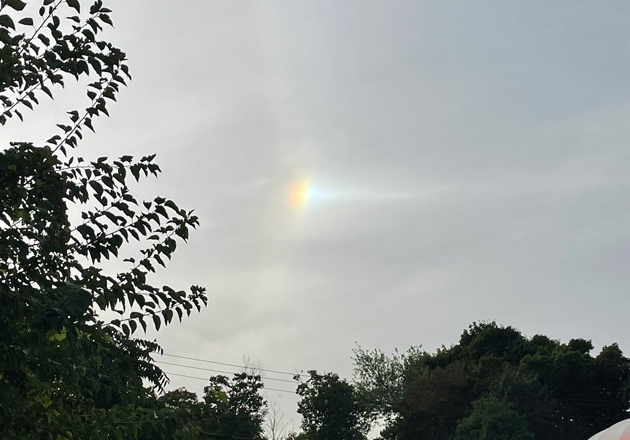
[6,0,630,434]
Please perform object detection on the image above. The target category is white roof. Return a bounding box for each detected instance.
[588,419,630,440]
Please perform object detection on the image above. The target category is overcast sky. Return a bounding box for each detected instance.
[12,0,630,432]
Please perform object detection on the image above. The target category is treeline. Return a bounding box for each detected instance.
[165,322,630,440]
[288,322,630,440]
[354,322,630,440]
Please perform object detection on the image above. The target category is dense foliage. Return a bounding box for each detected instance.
[295,370,370,440]
[160,373,268,440]
[0,1,207,438]
[353,322,630,440]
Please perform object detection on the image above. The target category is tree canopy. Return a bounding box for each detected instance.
[296,370,370,440]
[160,373,268,440]
[0,1,207,438]
[353,322,630,440]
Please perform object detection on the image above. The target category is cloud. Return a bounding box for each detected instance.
[94,0,630,431]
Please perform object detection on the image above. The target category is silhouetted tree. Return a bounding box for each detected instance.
[0,1,206,438]
[354,322,630,440]
[297,370,370,440]
[159,373,268,440]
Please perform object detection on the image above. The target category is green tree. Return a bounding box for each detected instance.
[156,388,204,439]
[0,1,206,438]
[297,370,370,440]
[394,361,473,440]
[352,345,414,419]
[353,322,630,440]
[454,395,534,440]
[201,373,268,440]
[159,373,268,440]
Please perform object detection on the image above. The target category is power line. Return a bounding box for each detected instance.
[157,360,299,384]
[161,353,300,377]
[164,372,297,395]
[200,431,257,440]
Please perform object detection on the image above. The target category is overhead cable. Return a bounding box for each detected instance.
[157,360,298,384]
[160,353,300,377]
[164,371,297,395]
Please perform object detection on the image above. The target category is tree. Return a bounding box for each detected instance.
[454,395,534,440]
[352,345,413,419]
[158,373,268,440]
[353,322,630,440]
[201,373,268,440]
[392,361,473,440]
[265,400,290,440]
[156,388,204,439]
[297,370,370,440]
[0,1,206,438]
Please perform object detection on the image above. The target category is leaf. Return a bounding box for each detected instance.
[47,329,67,342]
[121,64,132,79]
[67,110,79,122]
[41,85,53,99]
[154,254,165,268]
[111,234,123,248]
[82,28,94,41]
[162,309,173,324]
[130,165,140,181]
[18,17,34,26]
[88,57,102,75]
[103,87,116,101]
[5,0,27,11]
[152,314,161,331]
[38,33,50,45]
[100,13,113,27]
[77,60,89,75]
[101,175,114,188]
[0,15,16,30]
[89,180,103,197]
[155,205,168,218]
[66,0,80,12]
[164,200,179,212]
[77,224,94,239]
[175,225,189,241]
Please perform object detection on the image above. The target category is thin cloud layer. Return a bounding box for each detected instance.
[85,0,630,430]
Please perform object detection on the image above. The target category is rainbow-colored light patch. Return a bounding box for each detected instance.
[290,179,312,209]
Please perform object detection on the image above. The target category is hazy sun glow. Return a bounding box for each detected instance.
[290,179,312,209]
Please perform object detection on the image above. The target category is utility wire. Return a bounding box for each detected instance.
[161,353,300,377]
[164,372,297,395]
[200,431,257,440]
[157,360,298,384]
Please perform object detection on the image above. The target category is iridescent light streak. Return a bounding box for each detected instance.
[290,179,313,210]
[288,178,444,213]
